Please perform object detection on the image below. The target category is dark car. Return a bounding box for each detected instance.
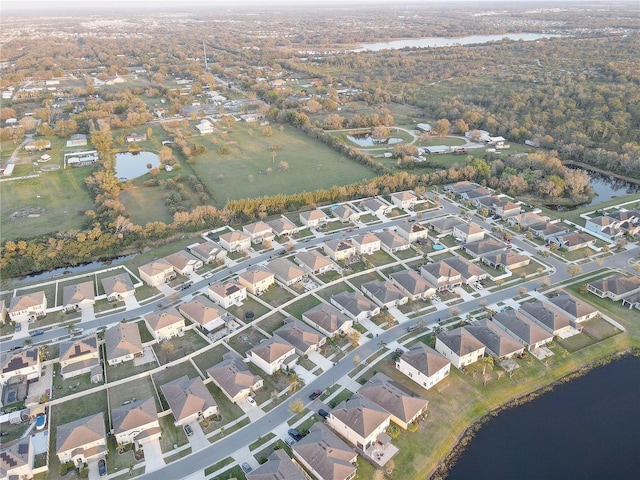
[98,459,106,476]
[318,409,329,419]
[9,345,22,352]
[288,428,302,441]
[184,424,193,436]
[309,389,323,400]
[30,329,45,337]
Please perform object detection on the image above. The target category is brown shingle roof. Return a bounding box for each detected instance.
[160,376,217,422]
[292,423,356,480]
[56,413,106,456]
[111,397,157,434]
[330,395,390,438]
[358,373,428,424]
[400,343,451,377]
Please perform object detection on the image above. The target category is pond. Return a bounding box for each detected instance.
[346,133,403,147]
[585,171,640,206]
[115,151,161,180]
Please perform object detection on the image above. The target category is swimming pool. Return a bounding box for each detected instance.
[433,244,444,251]
[36,414,46,430]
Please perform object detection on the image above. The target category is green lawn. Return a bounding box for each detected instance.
[108,376,159,413]
[152,330,209,365]
[159,414,189,453]
[105,357,158,382]
[192,344,232,373]
[227,297,270,323]
[258,311,288,334]
[203,382,245,429]
[255,285,296,308]
[283,295,322,319]
[227,329,268,356]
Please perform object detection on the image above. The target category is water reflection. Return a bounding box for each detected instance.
[346,133,403,147]
[115,151,160,180]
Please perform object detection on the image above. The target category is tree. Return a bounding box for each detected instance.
[160,340,175,356]
[287,372,303,393]
[480,355,494,377]
[518,287,527,296]
[433,118,451,136]
[324,114,344,130]
[289,398,304,413]
[347,331,361,348]
[567,265,583,276]
[278,160,289,171]
[353,354,361,367]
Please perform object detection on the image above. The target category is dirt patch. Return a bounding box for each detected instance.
[9,207,46,221]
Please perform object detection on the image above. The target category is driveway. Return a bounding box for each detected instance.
[142,438,165,473]
[239,397,264,422]
[186,421,209,452]
[86,458,101,480]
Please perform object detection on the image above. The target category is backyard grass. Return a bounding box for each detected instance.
[226,297,270,323]
[393,247,420,260]
[227,329,268,356]
[257,311,289,334]
[152,330,209,365]
[255,285,296,307]
[346,271,385,290]
[105,357,158,382]
[153,362,201,398]
[51,366,101,400]
[159,414,189,453]
[283,295,322,319]
[368,249,396,266]
[192,344,232,373]
[314,282,354,302]
[557,333,597,352]
[108,376,159,413]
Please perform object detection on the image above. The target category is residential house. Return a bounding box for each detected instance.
[588,274,640,302]
[621,293,640,310]
[460,187,492,202]
[330,291,380,322]
[138,259,176,287]
[58,335,101,380]
[518,301,573,335]
[464,320,525,359]
[362,197,391,216]
[529,221,570,240]
[247,339,296,375]
[0,439,33,479]
[243,221,274,244]
[189,241,227,264]
[435,327,486,370]
[101,273,135,302]
[56,413,107,466]
[267,257,306,286]
[358,373,428,429]
[195,120,214,135]
[160,376,218,426]
[462,238,507,257]
[104,322,143,366]
[8,292,47,322]
[207,281,247,308]
[492,199,521,219]
[444,181,477,195]
[0,348,41,385]
[295,250,335,275]
[428,216,464,236]
[361,280,408,308]
[548,292,599,323]
[62,281,95,312]
[292,422,357,480]
[206,352,263,403]
[492,311,554,350]
[507,212,550,230]
[352,233,381,255]
[376,230,411,254]
[452,222,485,243]
[327,395,391,450]
[273,317,326,356]
[179,297,228,332]
[332,204,360,223]
[324,239,356,262]
[302,304,353,337]
[144,307,185,341]
[66,133,88,147]
[396,221,429,243]
[219,231,251,253]
[396,343,451,390]
[420,262,463,291]
[441,257,487,285]
[390,191,418,210]
[125,133,147,143]
[300,209,329,228]
[475,195,502,211]
[238,267,275,295]
[246,449,306,480]
[267,217,298,237]
[584,216,623,240]
[390,269,436,301]
[481,251,530,271]
[164,250,203,275]
[111,397,161,447]
[550,232,597,252]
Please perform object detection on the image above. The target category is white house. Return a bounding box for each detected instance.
[219,231,251,253]
[62,281,95,312]
[238,267,275,295]
[352,233,381,255]
[299,209,328,228]
[326,395,390,450]
[164,250,203,275]
[396,343,451,390]
[208,282,247,309]
[138,259,176,287]
[104,322,143,366]
[435,327,485,370]
[390,191,418,210]
[144,307,186,341]
[0,348,41,385]
[8,292,47,323]
[111,397,161,447]
[247,339,296,375]
[160,376,218,426]
[179,297,228,332]
[56,413,107,466]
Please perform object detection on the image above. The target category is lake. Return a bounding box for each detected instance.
[115,151,160,180]
[445,356,640,480]
[346,134,403,147]
[353,33,563,52]
[586,171,640,206]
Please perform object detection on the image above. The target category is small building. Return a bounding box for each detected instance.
[361,280,408,308]
[352,233,381,255]
[295,250,335,275]
[62,281,95,312]
[330,291,380,322]
[300,209,329,228]
[101,273,135,302]
[219,231,251,253]
[377,229,411,253]
[396,221,429,243]
[111,397,161,447]
[390,269,436,301]
[160,376,218,426]
[189,241,227,264]
[324,239,356,262]
[138,259,176,287]
[104,322,143,366]
[292,422,357,480]
[207,281,247,309]
[59,335,101,380]
[390,191,418,210]
[144,307,185,341]
[238,267,275,295]
[207,352,263,403]
[247,339,296,375]
[302,303,353,337]
[435,327,485,370]
[179,297,228,332]
[56,413,107,466]
[66,133,87,147]
[125,132,147,143]
[396,343,451,390]
[267,257,307,286]
[8,291,47,323]
[195,120,214,135]
[164,250,203,275]
[273,317,326,356]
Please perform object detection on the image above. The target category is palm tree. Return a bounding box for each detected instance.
[287,373,303,393]
[480,356,494,385]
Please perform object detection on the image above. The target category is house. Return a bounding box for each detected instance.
[416,123,432,133]
[420,262,463,291]
[548,292,599,323]
[460,187,492,202]
[206,352,263,403]
[160,376,218,426]
[104,322,143,366]
[238,267,275,295]
[621,293,640,310]
[452,222,485,243]
[267,257,306,286]
[179,297,228,332]
[507,212,550,230]
[492,199,521,219]
[0,439,33,479]
[492,311,554,350]
[56,413,107,466]
[144,307,185,341]
[427,216,465,236]
[584,216,623,240]
[247,339,296,375]
[324,239,356,261]
[390,269,436,301]
[352,233,381,255]
[358,373,428,429]
[441,257,487,285]
[462,238,507,257]
[464,320,525,359]
[361,280,408,308]
[138,259,176,287]
[295,250,335,275]
[273,317,326,356]
[330,291,380,322]
[219,231,251,253]
[332,205,360,223]
[101,273,135,302]
[444,181,477,195]
[529,221,570,240]
[207,281,247,308]
[302,303,353,337]
[58,335,101,380]
[8,291,47,322]
[292,422,357,480]
[66,133,87,147]
[125,132,147,143]
[390,191,418,209]
[195,119,214,135]
[62,281,95,312]
[243,221,274,244]
[190,241,227,264]
[396,343,451,390]
[396,221,429,243]
[246,450,306,480]
[518,301,573,336]
[300,209,329,228]
[267,217,298,237]
[0,348,41,385]
[481,251,530,271]
[588,274,640,302]
[435,327,486,370]
[376,229,411,254]
[362,197,391,216]
[327,394,391,450]
[111,397,161,447]
[550,232,597,252]
[164,250,203,275]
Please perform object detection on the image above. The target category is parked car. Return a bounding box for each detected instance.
[246,396,256,407]
[318,409,329,419]
[309,389,323,400]
[284,436,296,447]
[9,345,22,352]
[14,324,21,332]
[288,428,302,441]
[184,424,193,436]
[30,329,44,337]
[98,459,106,476]
[241,462,253,474]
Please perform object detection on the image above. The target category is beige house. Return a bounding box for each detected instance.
[420,262,463,291]
[160,376,218,426]
[207,281,247,309]
[519,301,574,336]
[179,297,228,332]
[247,339,296,375]
[144,307,185,341]
[0,348,41,385]
[238,267,275,295]
[390,191,418,209]
[243,221,274,244]
[332,204,360,223]
[396,221,429,243]
[462,238,507,257]
[352,233,381,255]
[207,352,263,403]
[164,250,203,275]
[492,311,554,350]
[292,422,357,480]
[362,197,391,216]
[390,269,436,301]
[302,303,353,337]
[464,320,526,359]
[548,292,599,323]
[273,317,326,356]
[8,291,47,322]
[219,231,251,252]
[481,251,530,271]
[299,209,329,228]
[189,241,227,264]
[377,230,411,254]
[452,222,485,243]
[327,395,391,450]
[323,239,356,261]
[104,322,143,366]
[330,291,380,322]
[588,274,640,302]
[0,439,33,479]
[59,335,101,380]
[101,273,135,302]
[267,257,306,286]
[435,327,486,370]
[62,281,95,312]
[267,217,298,237]
[56,413,107,466]
[138,259,175,287]
[396,343,451,390]
[111,397,161,447]
[361,280,408,308]
[295,250,335,275]
[247,449,306,480]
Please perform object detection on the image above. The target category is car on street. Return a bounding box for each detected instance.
[288,428,302,441]
[98,459,106,476]
[309,389,323,400]
[318,409,329,419]
[241,462,252,474]
[246,396,256,407]
[184,424,193,436]
[9,345,22,351]
[30,329,44,337]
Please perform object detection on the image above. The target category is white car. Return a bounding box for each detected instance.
[246,396,256,407]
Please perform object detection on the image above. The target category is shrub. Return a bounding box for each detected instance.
[386,423,401,439]
[407,421,419,432]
